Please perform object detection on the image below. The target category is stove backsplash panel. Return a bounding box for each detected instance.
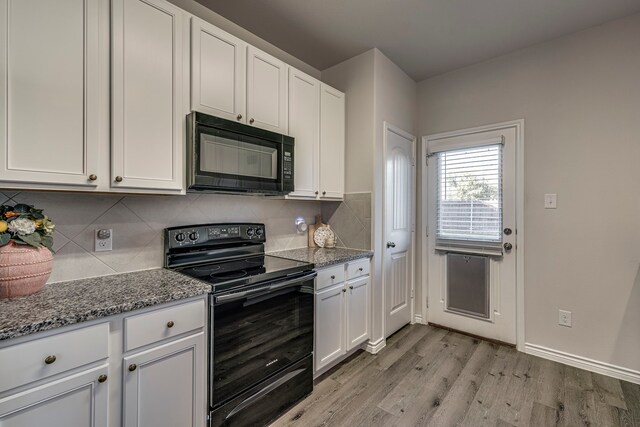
[0,190,320,283]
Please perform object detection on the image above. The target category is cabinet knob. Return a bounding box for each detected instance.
[128,364,137,372]
[342,288,346,293]
[331,275,335,280]
[98,374,108,383]
[322,191,326,196]
[88,174,97,181]
[115,176,123,183]
[237,114,243,121]
[44,355,57,365]
[315,191,319,195]
[358,268,363,272]
[249,118,255,124]
[166,320,175,328]
[349,285,354,290]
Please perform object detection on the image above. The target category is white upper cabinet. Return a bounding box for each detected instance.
[191,17,246,122]
[0,0,101,187]
[287,68,320,199]
[111,0,185,192]
[246,46,288,134]
[319,83,345,200]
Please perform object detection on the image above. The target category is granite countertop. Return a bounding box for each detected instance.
[0,269,211,342]
[269,247,373,268]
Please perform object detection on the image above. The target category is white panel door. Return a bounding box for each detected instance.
[246,46,288,133]
[0,365,108,427]
[0,0,100,187]
[123,333,205,427]
[384,124,415,337]
[427,127,518,344]
[191,17,246,122]
[287,68,320,199]
[314,283,345,371]
[319,84,345,200]
[112,0,184,192]
[346,276,370,350]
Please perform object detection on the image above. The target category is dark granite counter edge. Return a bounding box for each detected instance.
[0,290,210,342]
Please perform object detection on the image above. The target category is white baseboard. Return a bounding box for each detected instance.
[524,343,640,385]
[365,337,386,354]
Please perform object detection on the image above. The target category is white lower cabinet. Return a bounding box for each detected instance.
[315,283,346,371]
[123,333,205,427]
[0,297,207,427]
[314,260,370,374]
[0,365,109,427]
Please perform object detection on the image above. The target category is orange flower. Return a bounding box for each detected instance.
[4,212,18,218]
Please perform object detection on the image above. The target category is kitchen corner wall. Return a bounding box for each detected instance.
[0,190,320,284]
[321,192,372,250]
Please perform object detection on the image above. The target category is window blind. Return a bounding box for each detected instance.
[435,144,503,255]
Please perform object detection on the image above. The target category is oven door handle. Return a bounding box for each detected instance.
[268,271,317,292]
[215,271,317,303]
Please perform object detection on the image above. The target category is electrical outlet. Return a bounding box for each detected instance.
[95,229,113,252]
[545,193,557,209]
[559,309,572,327]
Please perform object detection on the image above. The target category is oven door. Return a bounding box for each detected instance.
[210,272,315,408]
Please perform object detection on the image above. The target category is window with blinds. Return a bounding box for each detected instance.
[435,144,503,254]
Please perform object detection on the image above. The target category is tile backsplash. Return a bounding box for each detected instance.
[0,190,320,283]
[321,192,372,250]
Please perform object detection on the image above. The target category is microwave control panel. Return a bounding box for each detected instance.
[283,151,292,179]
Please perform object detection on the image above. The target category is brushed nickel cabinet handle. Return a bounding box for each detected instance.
[166,321,175,328]
[115,176,123,183]
[128,364,137,372]
[98,374,108,383]
[88,174,97,181]
[44,355,56,365]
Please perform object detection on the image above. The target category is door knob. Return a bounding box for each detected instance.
[386,242,396,248]
[503,242,513,251]
[504,228,512,236]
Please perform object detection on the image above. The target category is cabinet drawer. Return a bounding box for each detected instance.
[124,300,205,352]
[0,323,109,393]
[316,264,345,291]
[346,259,370,280]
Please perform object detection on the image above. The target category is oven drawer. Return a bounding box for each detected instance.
[124,300,205,352]
[346,259,370,280]
[211,354,313,427]
[0,323,109,394]
[316,264,345,291]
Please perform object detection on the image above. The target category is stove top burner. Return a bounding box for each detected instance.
[177,254,313,293]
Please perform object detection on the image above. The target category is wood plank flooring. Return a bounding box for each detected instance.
[271,324,640,427]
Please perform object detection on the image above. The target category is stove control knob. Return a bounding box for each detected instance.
[175,232,186,242]
[255,228,264,237]
[246,227,255,237]
[189,232,199,241]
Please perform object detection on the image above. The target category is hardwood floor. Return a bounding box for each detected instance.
[271,324,640,427]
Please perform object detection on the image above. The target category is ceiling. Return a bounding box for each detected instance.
[195,0,640,81]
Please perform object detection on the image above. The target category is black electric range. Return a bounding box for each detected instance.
[165,223,316,427]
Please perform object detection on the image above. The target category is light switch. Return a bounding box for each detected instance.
[544,194,557,209]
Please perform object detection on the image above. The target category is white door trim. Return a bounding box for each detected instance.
[422,119,525,351]
[382,121,417,338]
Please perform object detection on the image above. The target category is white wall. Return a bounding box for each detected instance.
[167,0,320,78]
[417,13,640,373]
[323,49,417,345]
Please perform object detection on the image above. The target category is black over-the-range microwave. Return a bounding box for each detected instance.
[186,112,294,195]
